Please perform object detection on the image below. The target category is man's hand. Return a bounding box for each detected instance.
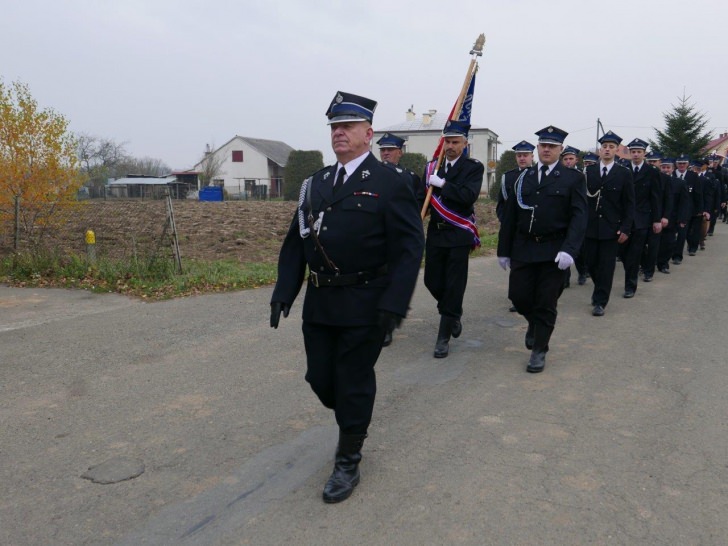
[703,211,711,221]
[428,174,446,188]
[554,251,574,270]
[498,257,511,270]
[661,218,669,228]
[617,231,629,244]
[652,222,663,234]
[378,311,402,332]
[270,302,290,329]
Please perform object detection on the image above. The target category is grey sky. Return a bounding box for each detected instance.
[3,0,727,170]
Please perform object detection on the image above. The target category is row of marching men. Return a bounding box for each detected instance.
[494,127,726,374]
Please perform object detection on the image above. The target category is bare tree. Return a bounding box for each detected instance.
[115,156,170,177]
[197,143,226,187]
[75,133,128,185]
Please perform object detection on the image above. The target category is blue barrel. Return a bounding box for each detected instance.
[199,186,224,201]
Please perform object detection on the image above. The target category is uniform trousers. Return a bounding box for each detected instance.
[686,215,703,253]
[622,228,648,292]
[657,227,677,269]
[673,224,688,260]
[640,230,661,276]
[508,259,566,353]
[708,212,718,234]
[424,242,470,319]
[302,322,384,435]
[584,237,619,307]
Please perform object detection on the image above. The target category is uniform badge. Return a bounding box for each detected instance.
[396,168,403,173]
[323,172,330,180]
[362,170,370,179]
[547,127,554,133]
[335,93,343,104]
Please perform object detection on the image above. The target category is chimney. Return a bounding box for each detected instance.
[406,105,416,122]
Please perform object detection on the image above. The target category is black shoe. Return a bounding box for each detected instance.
[688,251,696,256]
[323,433,366,504]
[700,245,705,251]
[526,350,546,373]
[433,316,453,358]
[451,320,462,339]
[563,280,570,289]
[643,273,653,282]
[577,274,587,285]
[658,266,670,274]
[672,258,682,265]
[592,305,605,316]
[623,290,635,298]
[382,329,393,347]
[508,305,517,312]
[708,232,714,236]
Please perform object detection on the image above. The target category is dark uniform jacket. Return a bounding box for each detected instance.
[497,161,588,262]
[418,155,484,247]
[384,161,420,197]
[584,162,635,240]
[659,171,674,222]
[679,170,703,216]
[666,174,690,227]
[630,162,662,229]
[496,167,526,222]
[271,152,425,326]
[701,172,720,213]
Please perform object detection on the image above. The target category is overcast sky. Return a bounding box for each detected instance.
[3,0,727,170]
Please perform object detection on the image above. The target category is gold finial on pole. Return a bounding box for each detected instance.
[470,34,485,56]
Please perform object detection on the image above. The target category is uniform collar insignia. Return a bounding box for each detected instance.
[362,170,370,179]
[323,171,330,180]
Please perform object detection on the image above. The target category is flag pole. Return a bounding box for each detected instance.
[421,34,485,219]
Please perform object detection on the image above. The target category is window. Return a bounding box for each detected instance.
[232,150,243,162]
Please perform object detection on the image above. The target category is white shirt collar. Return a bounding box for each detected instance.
[599,160,615,174]
[337,151,370,181]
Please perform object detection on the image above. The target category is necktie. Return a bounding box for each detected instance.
[602,166,607,180]
[540,165,548,183]
[445,163,450,173]
[634,166,639,175]
[333,168,345,194]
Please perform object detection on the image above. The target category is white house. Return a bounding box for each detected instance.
[373,107,499,192]
[194,136,294,199]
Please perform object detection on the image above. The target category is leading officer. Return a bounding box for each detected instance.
[497,126,587,373]
[270,91,424,503]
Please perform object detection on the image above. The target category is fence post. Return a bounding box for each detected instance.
[166,191,183,274]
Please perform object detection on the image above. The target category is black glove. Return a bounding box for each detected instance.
[377,311,402,333]
[270,302,290,329]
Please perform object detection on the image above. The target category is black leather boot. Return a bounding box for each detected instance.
[433,316,453,358]
[322,432,367,503]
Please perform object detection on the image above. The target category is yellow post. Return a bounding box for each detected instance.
[85,229,96,263]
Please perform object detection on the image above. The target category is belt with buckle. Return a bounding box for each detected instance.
[525,231,566,243]
[309,265,388,287]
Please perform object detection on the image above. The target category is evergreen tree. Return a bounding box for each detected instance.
[650,94,712,158]
[490,150,517,201]
[283,150,324,201]
[399,152,427,177]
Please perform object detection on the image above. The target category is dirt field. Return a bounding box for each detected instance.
[4,198,498,263]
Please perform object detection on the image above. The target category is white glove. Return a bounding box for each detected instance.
[428,173,446,188]
[554,251,574,270]
[498,257,510,270]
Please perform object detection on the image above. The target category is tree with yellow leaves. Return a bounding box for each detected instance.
[0,79,83,246]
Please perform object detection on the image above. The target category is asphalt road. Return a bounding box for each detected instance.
[2,225,727,545]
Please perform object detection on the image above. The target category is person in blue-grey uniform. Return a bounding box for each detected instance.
[497,126,587,373]
[560,145,581,289]
[418,120,483,359]
[497,140,535,312]
[584,131,635,316]
[270,91,424,504]
[656,157,689,273]
[376,132,421,347]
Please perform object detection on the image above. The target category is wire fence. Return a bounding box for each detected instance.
[0,196,179,266]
